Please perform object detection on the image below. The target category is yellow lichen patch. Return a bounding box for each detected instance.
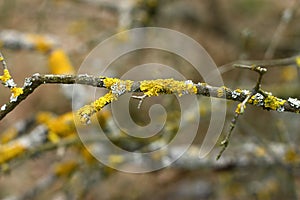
[54,160,78,177]
[48,131,60,143]
[125,80,133,91]
[140,79,164,96]
[248,95,259,105]
[284,148,300,164]
[27,34,54,53]
[140,79,197,97]
[0,128,18,144]
[103,78,132,96]
[103,77,120,88]
[233,88,243,94]
[48,49,75,74]
[217,87,225,97]
[235,103,246,114]
[0,69,11,82]
[92,92,116,111]
[264,95,286,110]
[0,142,25,164]
[78,92,117,124]
[296,56,300,68]
[10,87,23,98]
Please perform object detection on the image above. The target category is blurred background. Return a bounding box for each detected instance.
[0,0,300,199]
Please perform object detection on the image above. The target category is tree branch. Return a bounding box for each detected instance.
[1,74,300,122]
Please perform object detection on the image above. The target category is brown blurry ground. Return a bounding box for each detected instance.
[0,0,300,199]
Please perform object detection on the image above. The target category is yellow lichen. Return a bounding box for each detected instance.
[10,87,23,98]
[217,87,224,97]
[103,77,120,88]
[0,69,11,82]
[248,95,259,105]
[54,160,78,177]
[125,80,133,91]
[92,92,116,111]
[296,56,300,68]
[140,79,197,97]
[264,95,286,110]
[140,79,165,96]
[78,92,117,123]
[0,142,25,164]
[48,131,60,143]
[284,148,300,164]
[48,49,75,74]
[235,103,246,114]
[234,88,243,94]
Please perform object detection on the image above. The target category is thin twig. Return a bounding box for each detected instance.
[131,94,147,109]
[264,1,298,59]
[0,52,8,69]
[219,55,299,74]
[217,94,252,160]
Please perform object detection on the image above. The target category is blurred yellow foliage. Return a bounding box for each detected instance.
[27,34,54,53]
[54,160,78,177]
[0,142,26,164]
[48,49,75,74]
[281,66,297,82]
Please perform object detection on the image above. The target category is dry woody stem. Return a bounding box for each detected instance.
[1,74,300,122]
